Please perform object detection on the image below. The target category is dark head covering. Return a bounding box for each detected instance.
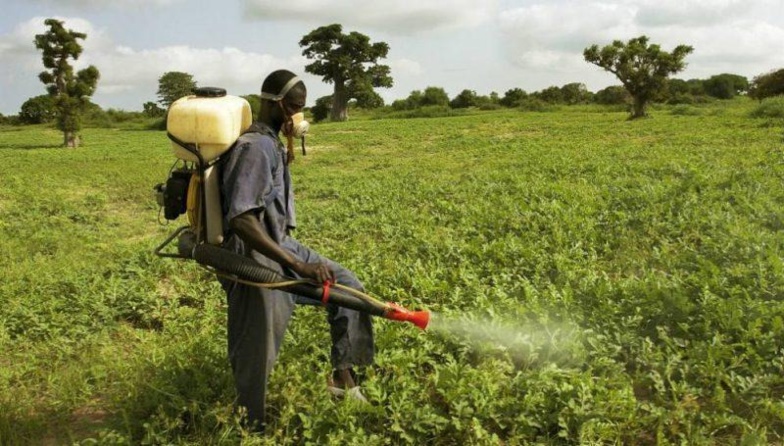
[261,70,306,102]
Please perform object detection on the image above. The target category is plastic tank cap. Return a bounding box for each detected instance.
[194,87,227,98]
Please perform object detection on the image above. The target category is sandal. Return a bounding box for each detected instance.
[327,369,369,403]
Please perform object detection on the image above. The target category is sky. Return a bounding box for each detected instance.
[1,0,783,114]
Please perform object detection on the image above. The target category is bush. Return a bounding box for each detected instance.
[83,108,149,128]
[479,103,502,111]
[390,98,409,111]
[560,82,592,105]
[666,93,713,105]
[749,96,784,119]
[704,74,748,99]
[450,89,479,109]
[586,104,629,113]
[500,88,528,107]
[749,68,784,101]
[670,105,702,116]
[143,101,166,119]
[148,118,167,130]
[518,98,559,112]
[19,95,56,124]
[594,86,629,105]
[310,95,333,123]
[666,93,695,105]
[2,115,20,125]
[420,87,450,107]
[374,105,465,119]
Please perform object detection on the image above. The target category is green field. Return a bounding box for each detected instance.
[1,100,783,445]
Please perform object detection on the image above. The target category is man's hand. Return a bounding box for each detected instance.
[293,261,336,284]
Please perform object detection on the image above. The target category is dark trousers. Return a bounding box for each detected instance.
[221,237,374,430]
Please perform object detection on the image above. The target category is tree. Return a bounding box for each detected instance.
[142,101,165,118]
[489,91,500,104]
[594,85,630,105]
[749,68,784,101]
[352,88,384,109]
[311,95,333,122]
[704,73,748,99]
[450,89,478,108]
[157,71,196,109]
[420,86,450,107]
[584,35,693,119]
[535,86,564,104]
[500,88,528,107]
[403,90,424,110]
[34,18,100,147]
[665,78,690,99]
[560,83,591,104]
[686,79,706,96]
[390,99,408,110]
[19,95,56,124]
[300,24,393,121]
[662,78,711,105]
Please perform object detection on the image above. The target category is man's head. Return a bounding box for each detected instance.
[260,69,307,135]
[259,70,310,162]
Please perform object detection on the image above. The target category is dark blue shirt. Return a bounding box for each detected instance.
[220,122,296,257]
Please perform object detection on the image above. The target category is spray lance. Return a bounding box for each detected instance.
[155,87,430,331]
[169,231,430,330]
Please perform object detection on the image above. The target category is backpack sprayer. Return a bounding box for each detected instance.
[153,87,429,330]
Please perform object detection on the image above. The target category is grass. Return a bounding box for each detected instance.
[1,98,783,445]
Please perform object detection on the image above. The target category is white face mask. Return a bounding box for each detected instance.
[289,112,310,139]
[284,111,310,159]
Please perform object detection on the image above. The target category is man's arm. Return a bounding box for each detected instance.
[230,211,335,283]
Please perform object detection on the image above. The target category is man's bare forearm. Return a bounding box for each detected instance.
[229,211,335,283]
[229,211,303,271]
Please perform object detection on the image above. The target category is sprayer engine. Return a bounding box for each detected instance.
[155,167,193,221]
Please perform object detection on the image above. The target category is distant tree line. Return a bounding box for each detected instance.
[9,67,782,127]
[304,70,780,123]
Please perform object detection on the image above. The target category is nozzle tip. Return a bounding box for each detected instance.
[384,303,430,330]
[409,310,430,330]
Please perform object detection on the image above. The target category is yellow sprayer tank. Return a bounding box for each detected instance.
[167,88,251,244]
[166,89,252,163]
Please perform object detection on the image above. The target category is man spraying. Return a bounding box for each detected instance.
[218,69,374,431]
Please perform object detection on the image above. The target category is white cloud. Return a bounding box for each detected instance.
[497,1,784,84]
[389,58,423,77]
[0,16,110,56]
[0,16,112,92]
[25,0,183,8]
[243,0,498,34]
[499,2,637,62]
[658,19,784,78]
[635,0,750,27]
[86,45,296,92]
